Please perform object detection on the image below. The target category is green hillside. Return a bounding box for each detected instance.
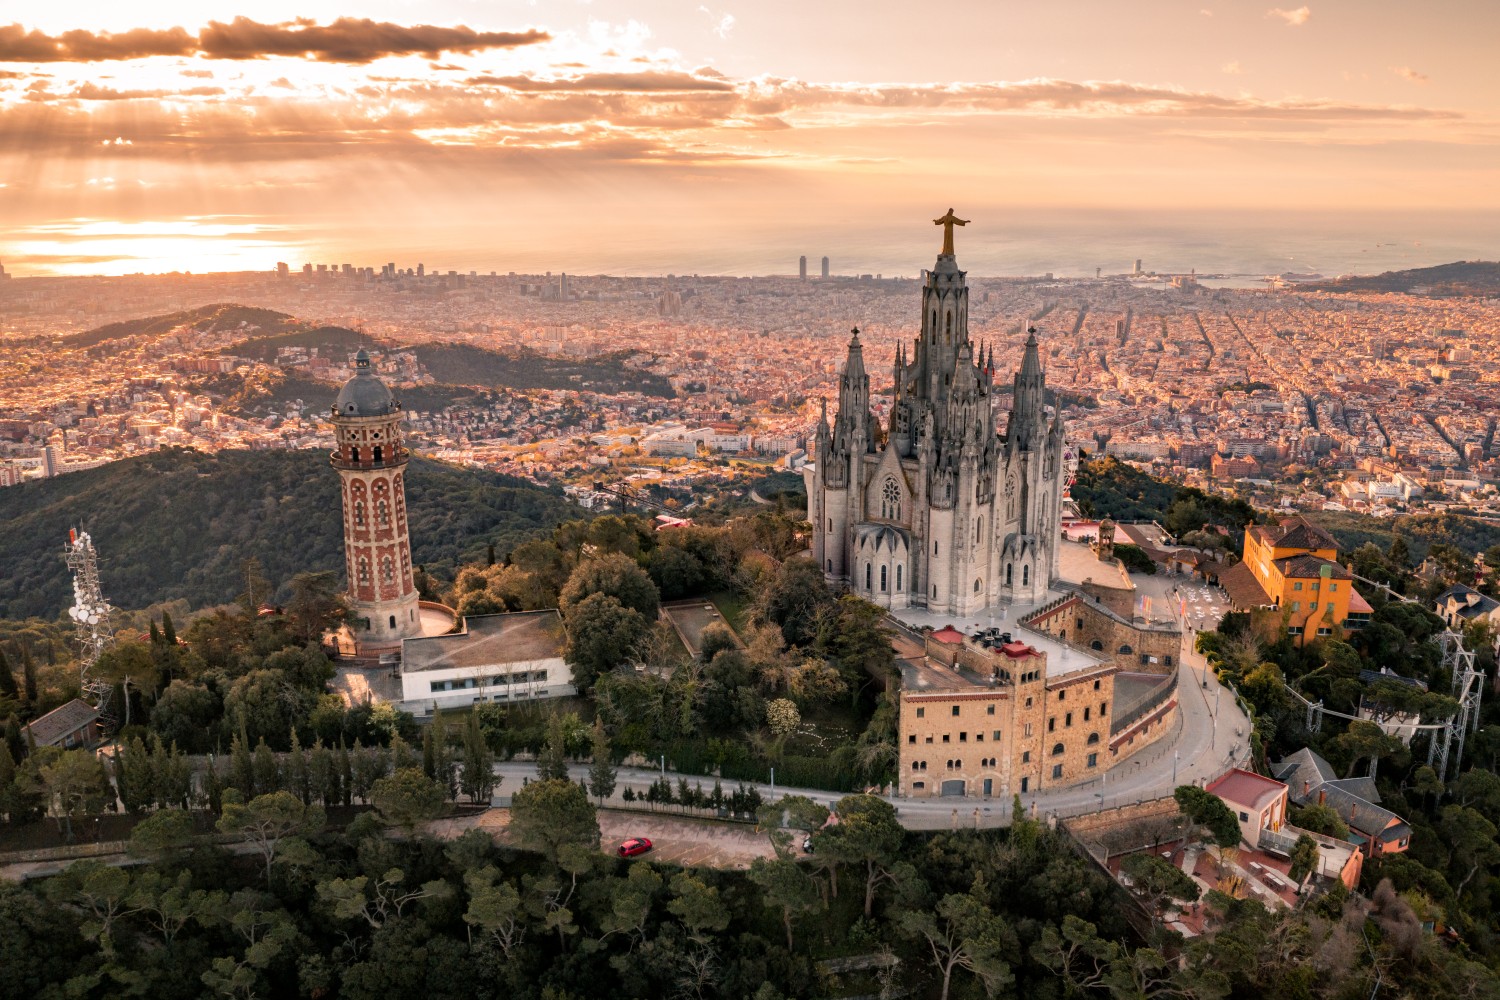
[0,447,575,619]
[62,304,299,349]
[410,342,675,397]
[200,369,494,417]
[223,324,369,360]
[1309,260,1500,297]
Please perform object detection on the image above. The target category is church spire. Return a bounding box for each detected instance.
[1008,326,1047,452]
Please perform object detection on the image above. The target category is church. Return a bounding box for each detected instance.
[808,212,1066,615]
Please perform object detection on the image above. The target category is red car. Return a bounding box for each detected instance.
[617,837,653,858]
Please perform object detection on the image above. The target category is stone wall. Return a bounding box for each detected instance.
[1024,593,1181,676]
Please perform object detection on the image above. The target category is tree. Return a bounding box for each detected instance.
[559,552,660,621]
[587,719,617,806]
[459,712,496,804]
[225,668,313,750]
[1287,834,1321,891]
[748,857,821,950]
[318,868,452,929]
[370,767,447,832]
[899,887,1015,1000]
[285,570,347,644]
[21,645,38,705]
[668,871,731,942]
[1290,803,1350,841]
[537,713,572,782]
[1331,720,1407,779]
[1441,804,1500,899]
[646,545,706,600]
[1119,853,1200,915]
[755,557,835,648]
[217,790,325,885]
[127,807,198,859]
[149,680,221,754]
[509,778,599,863]
[463,866,526,959]
[0,647,17,701]
[564,593,650,689]
[821,794,904,917]
[40,749,108,840]
[1174,786,1241,849]
[766,699,800,739]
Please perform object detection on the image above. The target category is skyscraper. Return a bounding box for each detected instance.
[331,351,421,648]
[821,256,830,278]
[799,256,808,280]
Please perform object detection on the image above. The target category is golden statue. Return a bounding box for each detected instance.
[933,208,969,255]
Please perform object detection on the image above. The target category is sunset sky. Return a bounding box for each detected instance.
[1,1,1496,276]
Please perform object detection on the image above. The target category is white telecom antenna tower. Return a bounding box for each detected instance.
[64,528,116,732]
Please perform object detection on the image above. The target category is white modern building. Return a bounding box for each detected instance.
[398,610,575,716]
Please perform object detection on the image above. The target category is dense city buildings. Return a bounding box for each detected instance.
[1,257,1499,520]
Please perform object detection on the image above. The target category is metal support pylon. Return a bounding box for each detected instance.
[64,529,117,733]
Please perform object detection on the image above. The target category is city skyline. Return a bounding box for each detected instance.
[1,1,1497,276]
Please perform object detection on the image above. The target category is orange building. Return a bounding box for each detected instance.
[1220,517,1371,645]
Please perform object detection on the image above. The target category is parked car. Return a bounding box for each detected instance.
[618,837,653,857]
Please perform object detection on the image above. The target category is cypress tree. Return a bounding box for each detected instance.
[161,611,177,646]
[204,759,224,814]
[4,715,23,762]
[149,621,162,646]
[21,646,38,704]
[252,738,280,796]
[459,712,495,804]
[337,740,354,806]
[0,648,18,700]
[229,730,255,798]
[487,543,497,566]
[287,730,310,804]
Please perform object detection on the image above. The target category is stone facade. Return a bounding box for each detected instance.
[1023,594,1181,676]
[809,223,1066,615]
[898,634,1132,799]
[331,350,421,648]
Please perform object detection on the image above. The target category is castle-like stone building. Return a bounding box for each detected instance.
[809,215,1066,614]
[331,349,421,648]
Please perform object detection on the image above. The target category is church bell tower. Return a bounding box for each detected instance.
[331,350,421,648]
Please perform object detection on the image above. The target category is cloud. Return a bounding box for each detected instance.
[65,82,225,101]
[0,18,550,64]
[1222,61,1244,75]
[1266,7,1311,26]
[1392,66,1429,85]
[466,71,735,92]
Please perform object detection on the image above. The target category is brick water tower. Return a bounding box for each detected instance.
[331,349,421,649]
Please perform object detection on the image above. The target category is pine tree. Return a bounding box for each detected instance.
[0,648,18,700]
[21,646,38,705]
[587,720,617,806]
[459,712,496,804]
[252,738,280,796]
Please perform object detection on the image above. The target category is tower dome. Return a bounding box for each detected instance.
[334,349,396,417]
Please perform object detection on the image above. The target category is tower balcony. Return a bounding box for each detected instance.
[330,446,408,471]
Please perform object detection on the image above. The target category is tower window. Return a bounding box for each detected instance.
[372,445,383,463]
[354,501,366,526]
[389,615,396,629]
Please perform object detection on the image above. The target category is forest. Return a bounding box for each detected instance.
[0,448,575,620]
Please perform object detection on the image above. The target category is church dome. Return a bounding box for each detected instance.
[334,349,396,417]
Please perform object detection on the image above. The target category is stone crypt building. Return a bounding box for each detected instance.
[808,211,1067,615]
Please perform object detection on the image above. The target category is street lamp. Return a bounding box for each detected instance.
[1172,750,1179,786]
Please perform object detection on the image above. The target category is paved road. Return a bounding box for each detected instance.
[491,637,1250,833]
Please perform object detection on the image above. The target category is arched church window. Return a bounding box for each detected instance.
[827,560,833,573]
[882,478,901,520]
[896,565,903,591]
[357,559,370,584]
[865,564,872,591]
[376,499,390,526]
[973,516,983,545]
[1005,564,1013,587]
[354,501,366,527]
[1022,565,1030,587]
[381,556,394,583]
[880,566,887,592]
[946,312,952,334]
[974,578,982,593]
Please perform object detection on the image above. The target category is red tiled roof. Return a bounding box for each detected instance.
[931,626,965,644]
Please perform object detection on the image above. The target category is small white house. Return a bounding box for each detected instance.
[398,610,574,716]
